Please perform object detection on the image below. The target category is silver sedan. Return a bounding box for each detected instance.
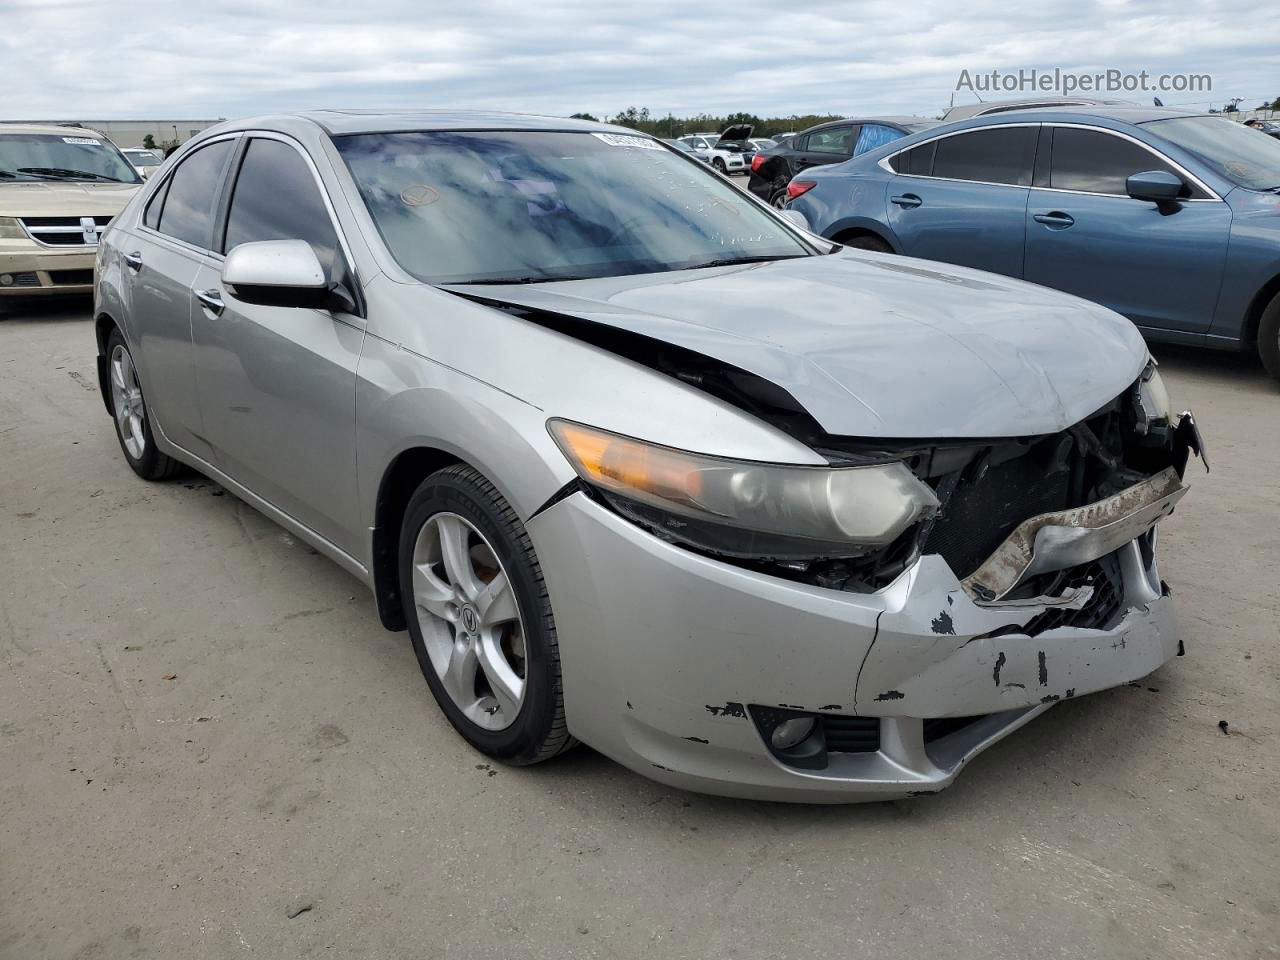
[93,110,1204,802]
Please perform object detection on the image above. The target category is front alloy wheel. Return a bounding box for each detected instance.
[399,464,574,764]
[411,512,526,730]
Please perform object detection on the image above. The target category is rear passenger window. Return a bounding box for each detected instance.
[142,176,171,230]
[156,140,234,249]
[223,138,340,277]
[807,126,855,155]
[931,127,1037,185]
[1049,127,1186,196]
[891,141,937,175]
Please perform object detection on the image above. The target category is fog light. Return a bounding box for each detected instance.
[0,274,13,287]
[770,717,816,750]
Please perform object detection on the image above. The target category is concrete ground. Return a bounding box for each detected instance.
[1,299,1277,960]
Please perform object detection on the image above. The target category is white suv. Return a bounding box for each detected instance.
[678,131,747,175]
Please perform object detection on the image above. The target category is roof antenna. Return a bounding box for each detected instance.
[1153,96,1164,107]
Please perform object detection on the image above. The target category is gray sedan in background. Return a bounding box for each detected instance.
[93,110,1203,802]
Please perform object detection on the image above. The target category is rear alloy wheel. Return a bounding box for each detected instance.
[399,465,573,764]
[1258,291,1280,382]
[770,189,789,209]
[106,328,181,480]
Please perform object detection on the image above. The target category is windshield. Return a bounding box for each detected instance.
[124,150,160,166]
[1145,116,1280,191]
[0,134,141,183]
[335,130,812,284]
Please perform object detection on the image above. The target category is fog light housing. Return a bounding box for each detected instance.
[749,705,828,769]
[0,274,13,287]
[771,717,816,750]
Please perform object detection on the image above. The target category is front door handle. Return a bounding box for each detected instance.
[890,193,922,209]
[1033,211,1075,229]
[123,251,143,273]
[195,288,225,316]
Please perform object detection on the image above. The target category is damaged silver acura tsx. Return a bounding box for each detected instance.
[93,110,1206,802]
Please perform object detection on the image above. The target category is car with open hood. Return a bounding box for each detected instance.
[0,124,142,298]
[677,128,749,175]
[93,110,1204,802]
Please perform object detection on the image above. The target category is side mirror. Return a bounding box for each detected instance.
[778,208,810,230]
[223,239,347,311]
[1126,170,1185,203]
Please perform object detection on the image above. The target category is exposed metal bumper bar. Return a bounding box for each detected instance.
[961,466,1187,601]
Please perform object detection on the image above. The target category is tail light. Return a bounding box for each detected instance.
[786,180,816,200]
[750,154,765,173]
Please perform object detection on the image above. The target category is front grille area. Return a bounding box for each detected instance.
[19,216,112,247]
[1020,555,1125,634]
[821,715,881,754]
[48,269,93,285]
[923,437,1074,579]
[923,716,984,743]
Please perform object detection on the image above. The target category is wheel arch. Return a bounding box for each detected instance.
[94,312,122,416]
[1243,272,1280,348]
[828,220,901,253]
[370,445,465,631]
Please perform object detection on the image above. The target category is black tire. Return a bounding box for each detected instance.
[769,187,789,209]
[398,464,574,765]
[105,327,182,481]
[840,234,893,253]
[1258,291,1280,382]
[713,157,727,174]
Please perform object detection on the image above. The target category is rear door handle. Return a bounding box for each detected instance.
[1033,212,1075,229]
[123,251,143,273]
[890,193,922,208]
[195,288,225,316]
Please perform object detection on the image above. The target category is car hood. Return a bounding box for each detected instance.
[450,251,1148,439]
[0,181,139,218]
[715,123,753,145]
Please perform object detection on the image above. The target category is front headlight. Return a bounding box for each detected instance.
[0,218,29,240]
[1136,363,1173,433]
[549,420,939,559]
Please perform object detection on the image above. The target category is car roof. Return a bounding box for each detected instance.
[0,122,106,138]
[801,116,937,133]
[943,97,1134,121]
[291,109,635,136]
[949,105,1209,128]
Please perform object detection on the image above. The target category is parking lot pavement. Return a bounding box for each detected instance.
[2,300,1277,960]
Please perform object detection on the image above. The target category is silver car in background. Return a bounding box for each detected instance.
[93,110,1204,802]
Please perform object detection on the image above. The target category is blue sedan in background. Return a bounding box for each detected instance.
[787,107,1280,380]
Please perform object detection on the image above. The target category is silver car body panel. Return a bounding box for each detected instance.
[450,251,1149,439]
[93,110,1190,802]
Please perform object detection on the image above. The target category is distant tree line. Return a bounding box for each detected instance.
[570,108,845,138]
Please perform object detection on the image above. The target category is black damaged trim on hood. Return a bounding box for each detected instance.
[444,288,838,446]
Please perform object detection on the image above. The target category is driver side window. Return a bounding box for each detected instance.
[222,137,341,279]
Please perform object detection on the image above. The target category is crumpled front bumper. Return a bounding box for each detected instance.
[529,491,1181,803]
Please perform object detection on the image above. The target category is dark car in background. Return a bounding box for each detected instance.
[748,117,938,207]
[786,107,1280,380]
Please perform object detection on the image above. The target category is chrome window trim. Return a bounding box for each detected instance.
[878,121,1223,202]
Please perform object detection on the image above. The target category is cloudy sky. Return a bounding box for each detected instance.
[3,0,1274,121]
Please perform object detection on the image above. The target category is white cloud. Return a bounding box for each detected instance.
[1,0,1274,121]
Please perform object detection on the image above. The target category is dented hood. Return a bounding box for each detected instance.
[449,251,1149,439]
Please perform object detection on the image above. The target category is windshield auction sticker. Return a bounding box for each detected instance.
[591,133,663,150]
[61,137,101,145]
